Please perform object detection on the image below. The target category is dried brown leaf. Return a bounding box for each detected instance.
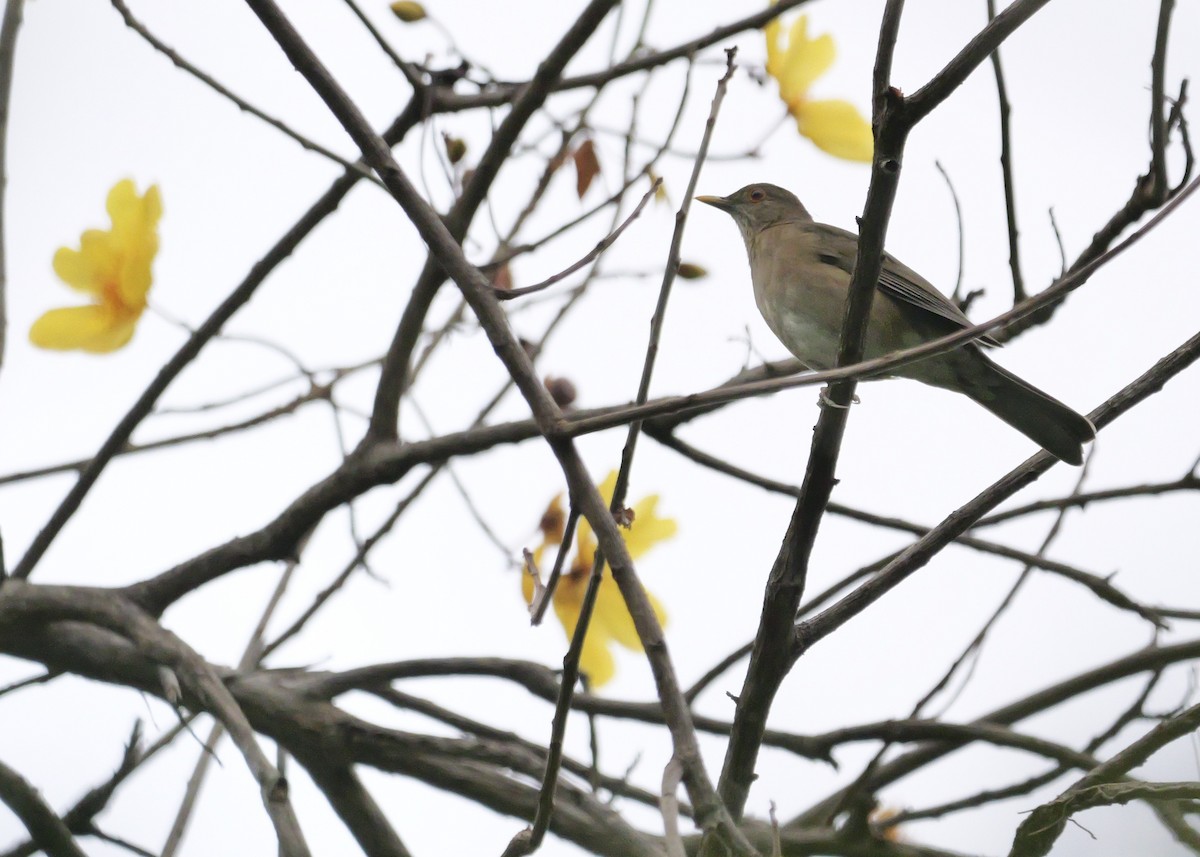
[491,261,513,291]
[573,139,601,199]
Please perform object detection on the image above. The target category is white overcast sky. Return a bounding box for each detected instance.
[1,1,1199,856]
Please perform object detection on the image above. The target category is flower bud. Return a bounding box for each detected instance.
[389,1,426,22]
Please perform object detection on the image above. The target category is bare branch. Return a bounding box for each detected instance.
[0,759,86,857]
[986,0,1026,303]
[1012,699,1200,856]
[11,100,425,580]
[110,0,383,183]
[0,0,25,372]
[238,2,754,850]
[496,178,660,300]
[0,583,310,856]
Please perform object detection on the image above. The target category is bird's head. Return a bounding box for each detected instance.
[696,183,812,243]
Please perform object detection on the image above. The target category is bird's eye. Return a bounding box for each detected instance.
[749,189,765,202]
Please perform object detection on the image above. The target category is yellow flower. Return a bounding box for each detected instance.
[523,471,677,687]
[765,13,873,162]
[30,179,162,353]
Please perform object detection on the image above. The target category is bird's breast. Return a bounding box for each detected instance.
[748,233,848,371]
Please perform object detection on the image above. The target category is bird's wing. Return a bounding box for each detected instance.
[818,223,999,347]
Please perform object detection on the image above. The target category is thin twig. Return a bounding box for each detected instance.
[409,398,512,561]
[794,327,1200,665]
[110,0,382,185]
[998,0,1183,342]
[564,173,1200,437]
[1013,700,1200,856]
[339,0,425,90]
[521,48,741,855]
[934,160,966,301]
[987,0,1026,302]
[496,178,660,300]
[161,543,307,857]
[407,54,695,401]
[433,0,829,113]
[792,638,1200,829]
[975,472,1200,526]
[80,830,156,857]
[660,758,687,857]
[158,723,224,857]
[883,672,1165,828]
[0,760,86,857]
[260,471,435,660]
[708,1,911,830]
[830,455,1095,822]
[0,384,333,487]
[651,430,1164,624]
[0,0,25,371]
[4,583,312,855]
[530,507,580,626]
[1148,0,1177,204]
[369,684,673,813]
[364,0,621,441]
[12,101,425,579]
[1047,207,1067,275]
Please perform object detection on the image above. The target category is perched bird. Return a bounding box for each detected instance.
[697,183,1095,465]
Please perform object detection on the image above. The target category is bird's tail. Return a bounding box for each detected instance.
[957,351,1096,465]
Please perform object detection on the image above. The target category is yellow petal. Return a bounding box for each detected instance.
[596,470,618,503]
[546,574,616,686]
[552,570,587,623]
[573,469,618,566]
[779,16,836,102]
[107,180,162,238]
[51,245,98,294]
[53,231,119,296]
[797,99,874,162]
[551,577,592,645]
[593,575,636,649]
[593,573,667,652]
[625,494,678,559]
[116,244,155,307]
[29,305,136,353]
[577,627,616,687]
[573,521,598,572]
[573,471,618,569]
[109,182,161,307]
[526,466,676,688]
[764,17,785,81]
[105,179,137,223]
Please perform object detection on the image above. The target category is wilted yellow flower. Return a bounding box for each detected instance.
[764,13,873,162]
[30,179,161,353]
[523,471,676,687]
[869,807,907,842]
